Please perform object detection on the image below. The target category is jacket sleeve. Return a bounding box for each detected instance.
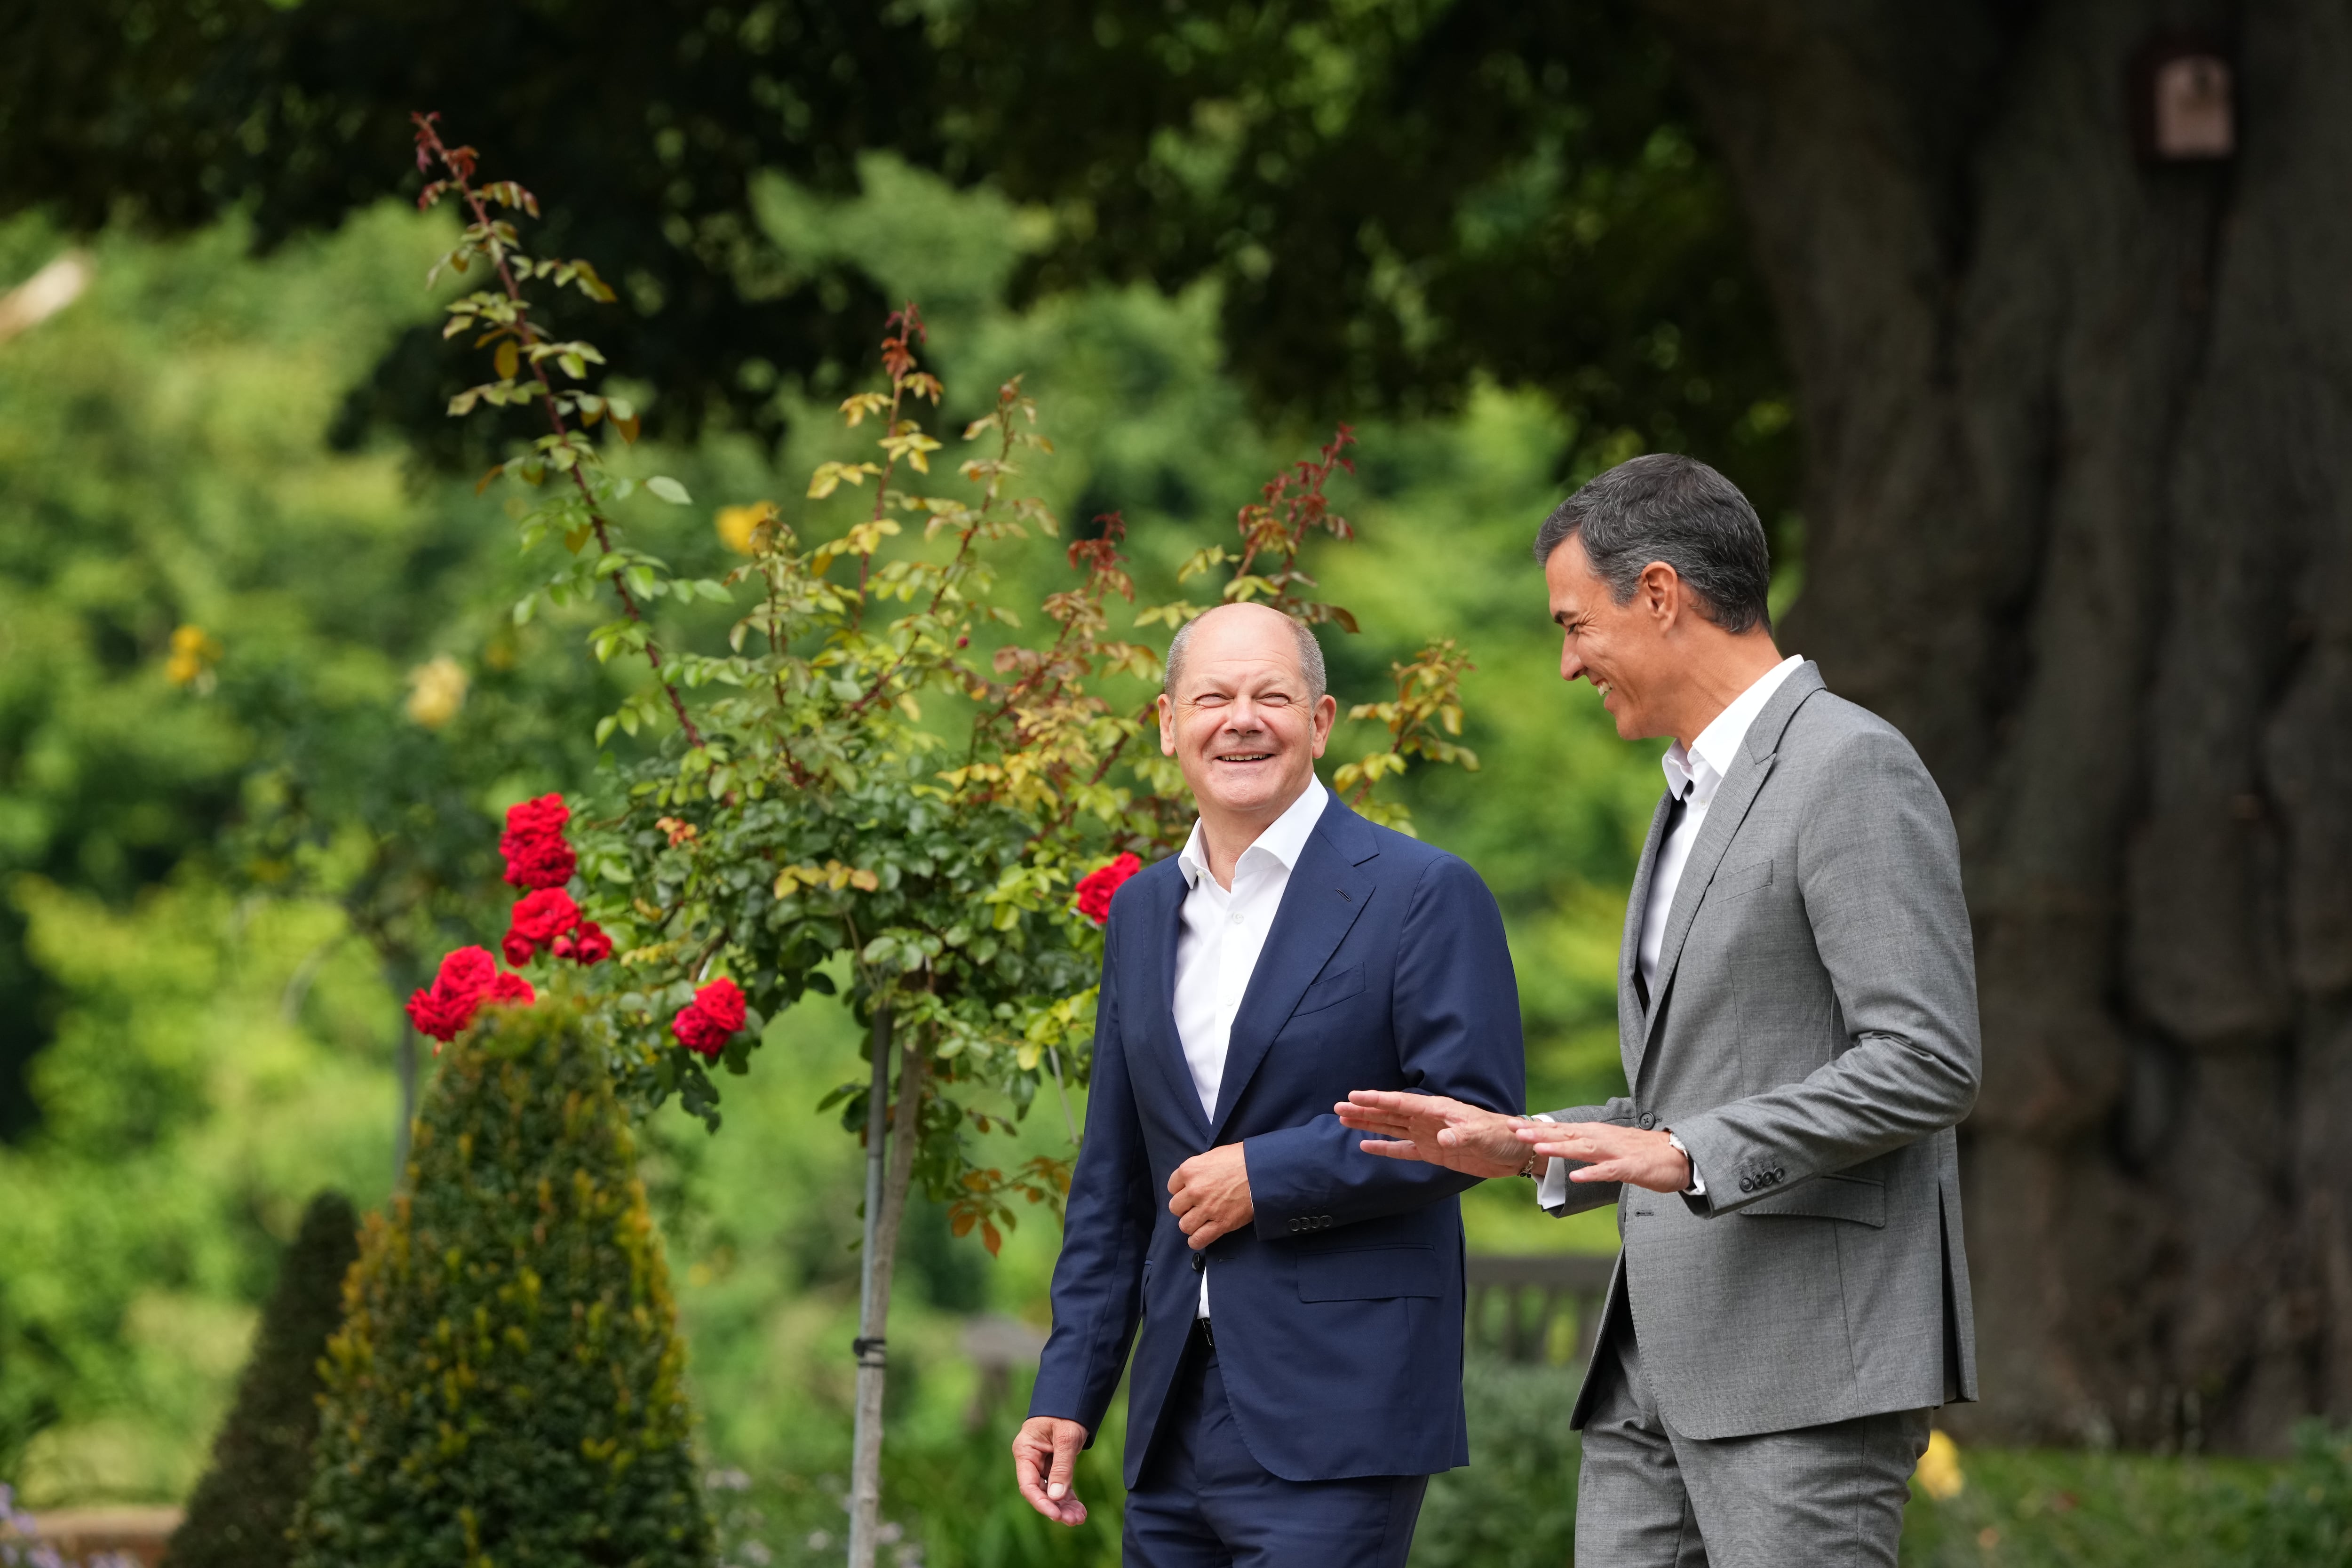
[1026,915,1156,1440]
[1530,1098,1637,1217]
[1669,726,1982,1217]
[1246,853,1527,1239]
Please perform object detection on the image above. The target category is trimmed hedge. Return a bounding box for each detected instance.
[168,1189,359,1568]
[291,999,711,1568]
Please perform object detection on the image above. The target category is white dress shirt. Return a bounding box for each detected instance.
[1538,654,1803,1209]
[1173,780,1330,1316]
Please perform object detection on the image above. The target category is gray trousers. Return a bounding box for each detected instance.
[1576,1322,1931,1568]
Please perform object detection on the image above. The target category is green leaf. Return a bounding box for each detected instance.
[645,476,692,506]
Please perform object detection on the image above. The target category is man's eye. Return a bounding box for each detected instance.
[1259,693,1292,706]
[1192,694,1230,708]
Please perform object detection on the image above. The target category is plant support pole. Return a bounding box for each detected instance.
[849,1002,908,1568]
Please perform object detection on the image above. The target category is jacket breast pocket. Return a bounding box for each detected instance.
[1297,1243,1444,1302]
[1290,962,1365,1019]
[1710,858,1774,902]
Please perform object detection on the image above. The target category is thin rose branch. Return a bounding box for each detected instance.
[413,112,704,750]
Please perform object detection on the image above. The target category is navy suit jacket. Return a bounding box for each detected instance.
[1027,796,1525,1484]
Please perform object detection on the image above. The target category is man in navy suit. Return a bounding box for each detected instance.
[1011,601,1526,1567]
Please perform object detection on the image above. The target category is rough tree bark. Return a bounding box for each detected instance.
[1648,0,2352,1451]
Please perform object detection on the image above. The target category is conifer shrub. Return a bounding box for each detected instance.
[168,1189,359,1568]
[291,998,711,1568]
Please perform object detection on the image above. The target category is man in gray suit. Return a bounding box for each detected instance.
[1339,453,1978,1566]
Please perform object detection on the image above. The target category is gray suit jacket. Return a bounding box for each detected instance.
[1546,661,1980,1440]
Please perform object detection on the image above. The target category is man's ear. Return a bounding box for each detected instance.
[1309,693,1338,757]
[1639,561,1682,627]
[1157,693,1178,756]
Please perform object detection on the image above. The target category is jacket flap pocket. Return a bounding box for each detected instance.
[1291,962,1365,1019]
[1739,1172,1884,1228]
[1297,1243,1444,1302]
[1712,858,1774,900]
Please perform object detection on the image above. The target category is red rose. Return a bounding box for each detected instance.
[693,977,747,1034]
[671,977,747,1059]
[484,971,535,1007]
[671,1006,724,1058]
[434,946,498,1000]
[502,793,570,842]
[404,986,473,1043]
[404,946,511,1043]
[504,887,580,960]
[501,834,576,891]
[1075,852,1144,924]
[569,922,613,965]
[499,794,576,889]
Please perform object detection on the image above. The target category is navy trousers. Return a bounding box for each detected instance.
[1122,1329,1429,1568]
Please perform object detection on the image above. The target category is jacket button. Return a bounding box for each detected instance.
[1638,1112,1656,1130]
[1739,1177,1756,1194]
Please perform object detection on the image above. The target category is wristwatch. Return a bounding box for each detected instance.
[1665,1130,1706,1196]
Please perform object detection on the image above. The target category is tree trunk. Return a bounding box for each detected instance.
[849,1009,927,1566]
[1649,0,2352,1451]
[393,1018,417,1190]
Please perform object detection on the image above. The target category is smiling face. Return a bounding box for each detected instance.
[1157,603,1337,831]
[1545,533,1677,741]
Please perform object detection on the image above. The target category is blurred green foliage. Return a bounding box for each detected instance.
[168,1190,358,1568]
[1899,1424,2352,1567]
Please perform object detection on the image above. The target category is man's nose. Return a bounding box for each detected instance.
[1221,696,1269,731]
[1559,638,1584,683]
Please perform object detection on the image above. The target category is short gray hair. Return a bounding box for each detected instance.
[1533,454,1772,635]
[1163,609,1327,699]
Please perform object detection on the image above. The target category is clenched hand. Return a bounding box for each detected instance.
[1168,1143,1253,1249]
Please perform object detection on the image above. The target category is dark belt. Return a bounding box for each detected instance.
[1192,1316,1216,1351]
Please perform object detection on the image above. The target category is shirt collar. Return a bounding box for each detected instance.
[1178,780,1330,890]
[1661,654,1804,806]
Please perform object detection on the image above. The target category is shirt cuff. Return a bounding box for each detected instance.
[1667,1130,1705,1196]
[1533,1113,1569,1208]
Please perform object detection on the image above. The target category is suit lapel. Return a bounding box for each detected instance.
[1136,868,1213,1146]
[1637,663,1827,1067]
[1206,803,1379,1143]
[1620,792,1675,1083]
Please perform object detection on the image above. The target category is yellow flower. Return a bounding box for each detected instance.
[165,624,222,690]
[715,501,778,556]
[1915,1429,1964,1500]
[405,655,469,730]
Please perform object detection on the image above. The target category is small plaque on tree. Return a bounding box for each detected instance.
[2133,39,2235,162]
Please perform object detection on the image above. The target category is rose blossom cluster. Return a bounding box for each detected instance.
[496,795,612,967]
[499,793,577,889]
[671,978,747,1060]
[404,795,609,1045]
[1075,852,1143,924]
[404,946,533,1044]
